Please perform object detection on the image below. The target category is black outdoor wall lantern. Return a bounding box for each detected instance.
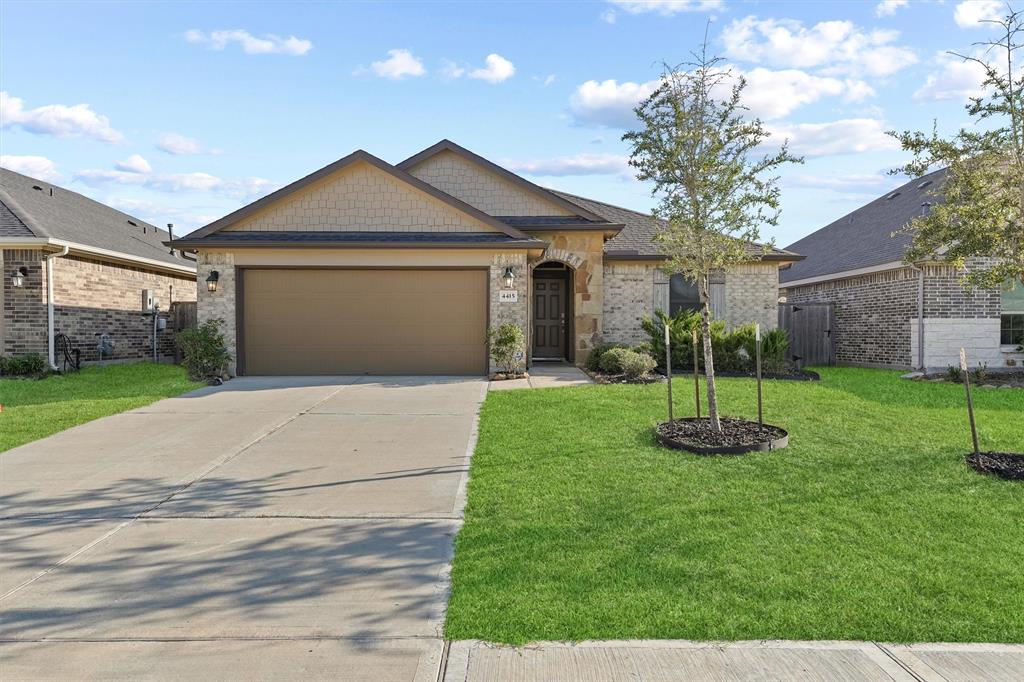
[206,270,220,293]
[502,266,515,289]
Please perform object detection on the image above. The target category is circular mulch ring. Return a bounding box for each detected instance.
[655,417,788,455]
[966,451,1024,481]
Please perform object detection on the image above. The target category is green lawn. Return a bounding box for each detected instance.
[0,363,202,453]
[446,368,1024,645]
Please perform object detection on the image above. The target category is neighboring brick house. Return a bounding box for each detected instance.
[170,140,801,376]
[780,168,1024,370]
[1,168,197,367]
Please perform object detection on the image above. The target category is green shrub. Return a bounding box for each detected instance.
[177,319,232,381]
[619,349,657,380]
[486,323,526,374]
[598,347,631,374]
[642,310,791,374]
[759,328,790,374]
[0,353,47,377]
[640,309,705,370]
[585,342,627,372]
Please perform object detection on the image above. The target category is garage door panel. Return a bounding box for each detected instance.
[242,269,487,375]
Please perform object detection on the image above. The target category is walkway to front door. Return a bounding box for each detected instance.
[532,266,571,361]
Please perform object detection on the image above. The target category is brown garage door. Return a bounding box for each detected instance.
[241,269,487,375]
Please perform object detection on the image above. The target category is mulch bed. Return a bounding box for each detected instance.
[583,368,662,385]
[656,417,788,455]
[966,451,1024,481]
[911,369,1024,389]
[711,368,821,382]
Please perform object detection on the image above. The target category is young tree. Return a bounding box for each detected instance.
[890,9,1024,289]
[624,46,801,432]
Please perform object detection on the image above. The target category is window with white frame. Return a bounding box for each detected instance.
[1001,281,1024,346]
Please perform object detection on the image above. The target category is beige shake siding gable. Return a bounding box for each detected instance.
[223,160,501,233]
[406,150,576,217]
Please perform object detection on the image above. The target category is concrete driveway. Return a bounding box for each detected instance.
[0,376,486,681]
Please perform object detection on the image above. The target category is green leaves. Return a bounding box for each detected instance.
[890,9,1024,289]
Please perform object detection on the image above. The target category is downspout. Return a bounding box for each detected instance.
[44,245,69,370]
[910,263,925,370]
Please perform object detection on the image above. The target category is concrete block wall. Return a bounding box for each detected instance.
[196,251,237,375]
[911,318,1004,370]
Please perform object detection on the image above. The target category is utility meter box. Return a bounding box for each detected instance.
[142,289,155,313]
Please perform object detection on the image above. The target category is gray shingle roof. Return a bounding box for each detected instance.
[549,189,800,261]
[0,167,195,269]
[780,168,948,284]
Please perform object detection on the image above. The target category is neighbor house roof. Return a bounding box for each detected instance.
[550,189,802,262]
[0,167,195,273]
[779,168,948,285]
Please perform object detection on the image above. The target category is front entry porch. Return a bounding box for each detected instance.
[531,262,573,362]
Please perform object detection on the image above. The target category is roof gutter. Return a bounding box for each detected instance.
[0,237,196,276]
[779,260,907,288]
[166,239,546,250]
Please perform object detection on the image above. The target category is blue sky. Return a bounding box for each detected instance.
[0,0,1006,246]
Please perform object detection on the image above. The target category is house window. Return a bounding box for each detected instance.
[669,275,701,315]
[1002,281,1024,346]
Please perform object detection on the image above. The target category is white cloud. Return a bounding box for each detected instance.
[184,29,312,56]
[114,154,151,174]
[954,0,1004,28]
[74,167,276,201]
[722,16,917,77]
[541,74,557,87]
[764,119,900,157]
[787,172,890,190]
[569,68,874,127]
[468,54,516,83]
[156,132,210,155]
[609,0,724,16]
[0,91,122,143]
[0,155,62,181]
[914,52,989,101]
[102,197,222,233]
[601,9,618,23]
[502,153,631,177]
[369,49,426,79]
[875,0,909,17]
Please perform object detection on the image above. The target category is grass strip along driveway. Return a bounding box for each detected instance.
[0,363,201,453]
[446,368,1024,645]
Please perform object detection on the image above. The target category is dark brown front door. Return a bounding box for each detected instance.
[532,274,567,359]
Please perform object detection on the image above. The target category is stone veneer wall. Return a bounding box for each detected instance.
[529,231,605,364]
[197,251,238,374]
[489,252,529,372]
[407,150,575,217]
[225,161,492,233]
[1,249,196,362]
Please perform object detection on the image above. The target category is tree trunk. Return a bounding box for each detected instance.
[698,274,722,432]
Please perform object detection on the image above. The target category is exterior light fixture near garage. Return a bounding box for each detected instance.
[502,266,515,289]
[206,270,220,293]
[11,266,28,288]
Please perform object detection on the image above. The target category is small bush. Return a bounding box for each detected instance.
[0,353,48,377]
[487,323,526,374]
[598,347,631,374]
[946,365,963,382]
[619,349,657,381]
[971,362,989,384]
[586,342,627,372]
[177,319,231,381]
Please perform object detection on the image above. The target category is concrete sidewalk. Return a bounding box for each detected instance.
[442,640,1024,681]
[489,363,593,391]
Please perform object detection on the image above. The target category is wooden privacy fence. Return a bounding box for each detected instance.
[778,303,836,368]
[169,301,197,363]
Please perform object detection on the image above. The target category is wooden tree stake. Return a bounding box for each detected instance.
[665,323,674,423]
[960,347,980,454]
[691,328,701,419]
[756,323,763,426]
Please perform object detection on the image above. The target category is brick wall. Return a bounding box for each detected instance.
[1,250,197,363]
[603,263,655,345]
[723,262,779,332]
[784,268,919,367]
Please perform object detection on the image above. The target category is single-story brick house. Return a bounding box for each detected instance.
[1,168,197,367]
[780,168,1024,370]
[170,140,802,376]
